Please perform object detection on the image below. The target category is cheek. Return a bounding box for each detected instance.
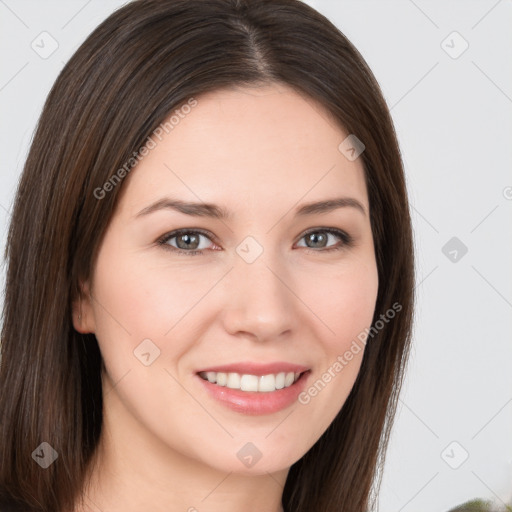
[294,259,378,434]
[91,242,203,343]
[89,242,229,398]
[305,257,379,350]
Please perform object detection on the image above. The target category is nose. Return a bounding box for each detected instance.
[220,253,296,343]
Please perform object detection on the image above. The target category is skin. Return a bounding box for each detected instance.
[72,83,379,512]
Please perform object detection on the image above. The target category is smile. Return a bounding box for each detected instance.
[198,371,304,392]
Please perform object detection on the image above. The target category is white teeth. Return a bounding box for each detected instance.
[258,374,276,392]
[226,373,240,389]
[216,372,227,386]
[240,374,259,392]
[199,371,302,392]
[284,372,295,387]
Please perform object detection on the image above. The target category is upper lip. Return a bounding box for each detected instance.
[196,362,310,376]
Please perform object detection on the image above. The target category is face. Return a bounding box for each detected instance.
[74,83,379,475]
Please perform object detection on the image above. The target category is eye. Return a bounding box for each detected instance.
[157,227,353,256]
[296,228,354,253]
[157,229,217,256]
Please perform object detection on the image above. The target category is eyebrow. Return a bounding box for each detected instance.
[135,196,367,220]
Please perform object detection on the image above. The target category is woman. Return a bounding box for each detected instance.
[0,0,415,511]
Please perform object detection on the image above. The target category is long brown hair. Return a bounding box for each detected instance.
[0,1,415,510]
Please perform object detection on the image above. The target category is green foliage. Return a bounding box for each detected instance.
[447,499,512,512]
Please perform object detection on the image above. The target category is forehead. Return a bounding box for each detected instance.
[117,84,368,217]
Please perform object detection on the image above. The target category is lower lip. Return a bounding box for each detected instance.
[195,371,311,415]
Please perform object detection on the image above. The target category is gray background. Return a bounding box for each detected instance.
[1,1,511,511]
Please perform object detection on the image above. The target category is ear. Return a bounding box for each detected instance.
[71,279,96,334]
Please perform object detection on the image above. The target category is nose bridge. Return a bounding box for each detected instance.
[221,243,295,340]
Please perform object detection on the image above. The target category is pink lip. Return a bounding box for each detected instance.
[196,361,310,376]
[194,370,312,415]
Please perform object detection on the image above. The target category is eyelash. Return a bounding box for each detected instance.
[156,227,354,257]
